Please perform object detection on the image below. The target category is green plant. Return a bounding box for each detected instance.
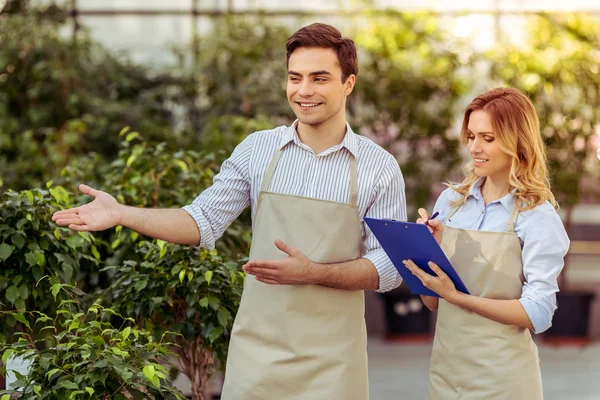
[0,4,198,190]
[103,241,244,400]
[0,285,184,400]
[0,186,100,344]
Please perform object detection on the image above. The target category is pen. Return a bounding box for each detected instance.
[424,211,439,227]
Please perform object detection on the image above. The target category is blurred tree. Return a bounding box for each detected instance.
[351,11,472,219]
[0,4,198,190]
[490,13,600,289]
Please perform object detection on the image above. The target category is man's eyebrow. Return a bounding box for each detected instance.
[287,70,332,77]
[309,70,332,77]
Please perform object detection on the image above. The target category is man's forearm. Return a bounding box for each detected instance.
[119,206,201,246]
[311,258,380,291]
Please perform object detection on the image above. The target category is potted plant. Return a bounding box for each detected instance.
[0,186,101,388]
[490,13,600,343]
[0,283,184,399]
[103,241,244,400]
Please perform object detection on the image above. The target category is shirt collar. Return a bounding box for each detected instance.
[279,119,359,158]
[469,177,515,211]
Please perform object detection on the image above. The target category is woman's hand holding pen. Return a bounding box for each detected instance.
[417,208,443,244]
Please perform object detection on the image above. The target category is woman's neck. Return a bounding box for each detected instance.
[480,176,511,205]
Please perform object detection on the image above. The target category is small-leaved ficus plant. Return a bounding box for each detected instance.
[0,283,185,400]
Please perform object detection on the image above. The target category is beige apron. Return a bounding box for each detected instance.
[221,146,369,400]
[428,204,543,400]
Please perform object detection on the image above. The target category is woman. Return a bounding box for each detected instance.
[403,87,569,399]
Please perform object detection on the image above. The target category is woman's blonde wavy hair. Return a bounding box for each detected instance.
[448,87,558,211]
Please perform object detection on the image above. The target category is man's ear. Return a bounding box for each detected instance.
[344,74,356,96]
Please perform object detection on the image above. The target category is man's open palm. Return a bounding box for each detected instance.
[52,184,122,232]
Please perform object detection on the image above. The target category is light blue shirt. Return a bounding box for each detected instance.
[433,178,570,334]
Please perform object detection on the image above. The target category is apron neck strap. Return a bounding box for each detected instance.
[505,202,520,232]
[261,148,283,193]
[444,204,461,223]
[260,147,359,206]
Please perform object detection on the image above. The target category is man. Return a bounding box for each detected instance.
[52,23,406,400]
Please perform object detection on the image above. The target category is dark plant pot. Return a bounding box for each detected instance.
[380,291,433,341]
[544,291,596,345]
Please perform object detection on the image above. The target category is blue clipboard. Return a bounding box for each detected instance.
[364,217,470,297]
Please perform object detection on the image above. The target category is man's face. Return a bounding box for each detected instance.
[286,47,355,127]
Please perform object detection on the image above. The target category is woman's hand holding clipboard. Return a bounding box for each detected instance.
[364,212,470,298]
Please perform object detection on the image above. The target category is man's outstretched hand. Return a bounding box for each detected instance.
[52,184,122,232]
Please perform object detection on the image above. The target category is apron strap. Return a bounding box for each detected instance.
[349,155,358,205]
[505,202,520,232]
[260,148,283,192]
[444,204,462,224]
[259,147,359,205]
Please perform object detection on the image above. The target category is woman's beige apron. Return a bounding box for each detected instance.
[221,146,369,400]
[429,204,543,400]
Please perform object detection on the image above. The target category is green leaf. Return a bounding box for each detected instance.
[66,235,84,249]
[208,296,220,310]
[205,271,213,285]
[62,263,74,282]
[111,348,129,357]
[2,394,10,400]
[143,364,155,381]
[126,131,139,142]
[32,266,44,282]
[179,269,186,283]
[15,299,26,311]
[199,297,209,308]
[0,243,14,261]
[160,245,167,258]
[25,252,37,267]
[6,285,20,303]
[13,313,30,328]
[47,368,61,380]
[122,327,131,341]
[119,126,131,136]
[133,279,148,292]
[209,326,223,343]
[34,252,45,267]
[85,387,94,396]
[126,154,137,167]
[19,285,30,300]
[2,349,15,366]
[25,190,34,203]
[51,283,62,300]
[111,238,121,249]
[10,234,25,249]
[173,159,188,173]
[91,245,100,260]
[59,380,79,390]
[218,308,231,327]
[34,385,42,395]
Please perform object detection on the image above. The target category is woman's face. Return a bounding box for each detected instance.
[466,110,512,182]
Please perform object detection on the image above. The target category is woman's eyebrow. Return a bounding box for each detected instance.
[467,129,494,135]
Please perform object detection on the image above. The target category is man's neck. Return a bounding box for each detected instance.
[296,114,348,155]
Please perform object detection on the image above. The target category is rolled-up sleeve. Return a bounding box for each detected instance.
[362,156,407,292]
[519,210,570,333]
[182,135,253,249]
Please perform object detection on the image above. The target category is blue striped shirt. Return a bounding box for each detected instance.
[434,178,570,333]
[182,122,407,292]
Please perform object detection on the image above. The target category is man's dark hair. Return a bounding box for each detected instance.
[286,23,358,83]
